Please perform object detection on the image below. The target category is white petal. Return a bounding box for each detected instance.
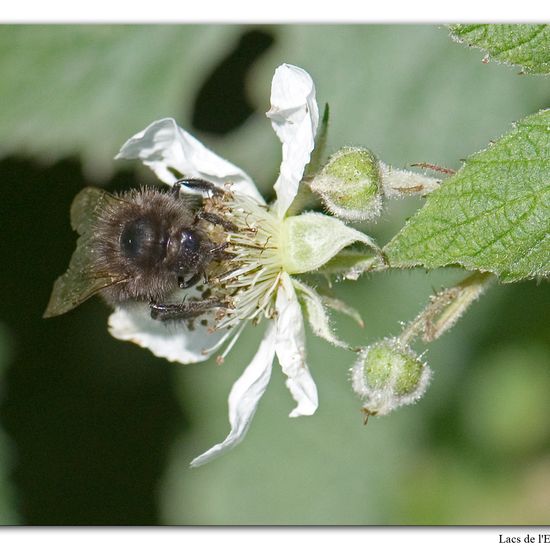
[108,304,227,365]
[116,118,264,203]
[275,273,318,417]
[190,322,277,467]
[267,64,319,218]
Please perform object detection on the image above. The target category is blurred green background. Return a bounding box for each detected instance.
[0,24,548,525]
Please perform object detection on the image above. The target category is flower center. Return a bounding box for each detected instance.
[204,191,284,331]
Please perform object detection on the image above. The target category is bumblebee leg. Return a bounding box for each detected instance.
[207,241,235,262]
[176,178,223,196]
[197,210,238,231]
[171,182,182,197]
[150,298,227,322]
[177,272,202,289]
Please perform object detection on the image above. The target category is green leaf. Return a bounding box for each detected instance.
[385,110,550,283]
[449,24,550,75]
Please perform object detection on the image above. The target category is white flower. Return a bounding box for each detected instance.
[111,64,379,467]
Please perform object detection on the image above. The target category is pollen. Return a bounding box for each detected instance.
[204,190,284,332]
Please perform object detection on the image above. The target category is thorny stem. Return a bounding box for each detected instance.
[409,162,456,176]
[398,271,495,346]
[379,162,442,198]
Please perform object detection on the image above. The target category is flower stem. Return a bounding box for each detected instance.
[398,271,495,346]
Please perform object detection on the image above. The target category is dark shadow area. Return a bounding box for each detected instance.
[0,158,185,525]
[192,28,275,135]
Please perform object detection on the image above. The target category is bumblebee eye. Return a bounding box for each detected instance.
[179,229,201,253]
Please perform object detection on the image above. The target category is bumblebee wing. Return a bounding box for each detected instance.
[70,186,125,234]
[44,232,126,318]
[44,187,128,318]
[44,241,126,318]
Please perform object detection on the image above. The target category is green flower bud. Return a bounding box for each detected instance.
[351,338,431,417]
[309,147,383,221]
